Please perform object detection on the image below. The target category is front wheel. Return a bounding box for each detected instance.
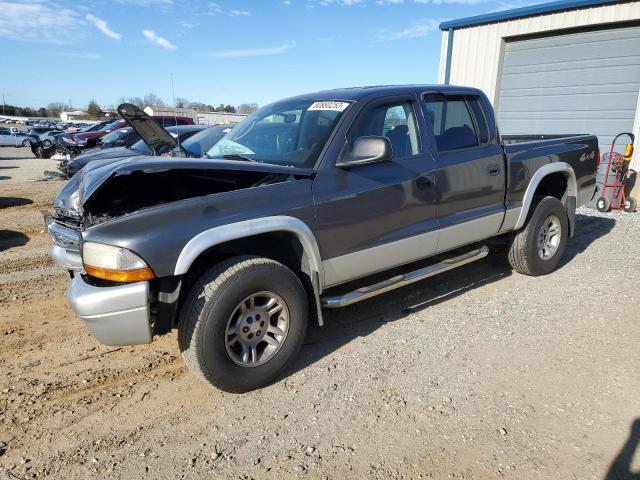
[21,139,31,147]
[178,256,308,392]
[507,196,568,276]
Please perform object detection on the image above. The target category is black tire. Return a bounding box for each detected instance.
[22,139,31,147]
[43,140,52,147]
[624,197,637,213]
[507,196,569,276]
[596,196,610,212]
[178,256,309,393]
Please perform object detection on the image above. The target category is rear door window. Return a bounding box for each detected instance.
[424,94,480,152]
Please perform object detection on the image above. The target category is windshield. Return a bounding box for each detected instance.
[100,128,129,143]
[129,130,185,155]
[206,99,350,168]
[178,126,232,157]
[130,138,152,155]
[80,123,100,132]
[97,120,120,132]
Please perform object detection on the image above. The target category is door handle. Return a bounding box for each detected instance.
[487,164,501,176]
[416,175,434,188]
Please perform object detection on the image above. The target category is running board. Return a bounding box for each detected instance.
[321,246,489,308]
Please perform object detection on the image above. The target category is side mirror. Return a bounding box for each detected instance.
[336,136,393,168]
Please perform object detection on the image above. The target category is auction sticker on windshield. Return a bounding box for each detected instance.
[308,101,350,112]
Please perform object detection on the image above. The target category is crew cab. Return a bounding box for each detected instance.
[46,85,599,392]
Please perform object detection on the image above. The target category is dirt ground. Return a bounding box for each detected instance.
[1,146,639,480]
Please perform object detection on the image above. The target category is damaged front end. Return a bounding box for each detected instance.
[46,158,310,346]
[47,158,307,257]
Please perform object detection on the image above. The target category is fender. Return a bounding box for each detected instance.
[514,162,577,231]
[173,215,325,325]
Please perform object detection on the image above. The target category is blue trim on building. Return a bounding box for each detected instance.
[439,0,624,30]
[444,28,454,84]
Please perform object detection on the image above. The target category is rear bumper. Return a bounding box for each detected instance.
[67,275,152,346]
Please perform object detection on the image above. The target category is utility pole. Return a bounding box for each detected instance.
[170,72,176,106]
[2,94,5,115]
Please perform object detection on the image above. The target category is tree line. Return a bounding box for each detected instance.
[2,93,259,119]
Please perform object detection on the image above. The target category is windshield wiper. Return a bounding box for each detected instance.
[220,154,260,163]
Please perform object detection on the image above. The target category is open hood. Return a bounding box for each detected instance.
[117,103,177,154]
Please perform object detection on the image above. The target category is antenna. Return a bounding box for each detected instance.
[169,72,180,154]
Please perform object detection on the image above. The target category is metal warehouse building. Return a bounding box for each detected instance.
[438,0,640,180]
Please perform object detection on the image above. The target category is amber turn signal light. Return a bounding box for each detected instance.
[84,265,155,283]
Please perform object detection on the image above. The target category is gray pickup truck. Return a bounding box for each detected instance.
[46,85,598,392]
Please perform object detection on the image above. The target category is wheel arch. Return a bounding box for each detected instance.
[174,216,325,325]
[515,162,577,232]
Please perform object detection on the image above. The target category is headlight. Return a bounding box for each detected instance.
[82,242,154,282]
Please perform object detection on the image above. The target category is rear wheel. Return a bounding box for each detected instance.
[178,256,308,392]
[596,196,610,212]
[624,197,637,213]
[21,139,31,147]
[507,196,568,276]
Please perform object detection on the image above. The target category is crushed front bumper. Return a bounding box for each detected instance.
[68,275,152,346]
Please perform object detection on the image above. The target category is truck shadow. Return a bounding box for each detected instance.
[559,213,616,267]
[288,213,616,378]
[604,418,640,480]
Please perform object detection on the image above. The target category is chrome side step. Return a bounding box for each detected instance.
[321,246,489,308]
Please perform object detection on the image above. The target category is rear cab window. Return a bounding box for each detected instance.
[423,93,489,152]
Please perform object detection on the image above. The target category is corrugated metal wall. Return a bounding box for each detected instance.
[496,25,640,156]
[437,1,640,169]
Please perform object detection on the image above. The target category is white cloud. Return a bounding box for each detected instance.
[207,3,251,16]
[0,1,79,43]
[211,40,296,58]
[116,0,173,5]
[312,0,365,5]
[142,29,177,49]
[377,18,440,41]
[178,21,199,28]
[414,0,490,4]
[86,14,122,40]
[58,52,104,60]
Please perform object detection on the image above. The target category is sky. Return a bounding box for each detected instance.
[2,0,536,110]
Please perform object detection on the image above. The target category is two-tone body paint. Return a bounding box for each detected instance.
[54,85,598,337]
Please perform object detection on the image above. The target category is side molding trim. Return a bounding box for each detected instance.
[514,162,577,231]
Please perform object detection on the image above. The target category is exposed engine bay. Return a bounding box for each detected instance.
[82,168,291,226]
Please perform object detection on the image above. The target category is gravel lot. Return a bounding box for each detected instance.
[1,146,639,479]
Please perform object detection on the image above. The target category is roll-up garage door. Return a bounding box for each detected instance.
[496,25,640,157]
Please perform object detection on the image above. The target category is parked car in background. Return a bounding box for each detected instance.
[74,115,194,148]
[93,127,135,150]
[39,130,65,147]
[59,124,209,177]
[27,127,56,136]
[0,128,39,147]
